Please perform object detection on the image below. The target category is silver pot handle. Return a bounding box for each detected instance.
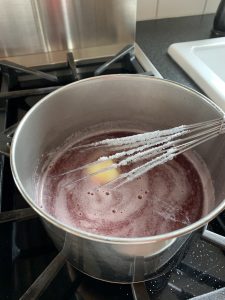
[0,123,18,157]
[202,224,225,249]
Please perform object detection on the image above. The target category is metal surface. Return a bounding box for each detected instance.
[94,44,134,76]
[0,60,58,82]
[202,226,225,249]
[0,123,17,157]
[0,0,136,59]
[19,252,66,300]
[135,44,162,78]
[67,52,80,81]
[79,118,225,189]
[131,282,149,300]
[0,208,37,223]
[9,75,225,282]
[0,86,62,100]
[0,43,157,73]
[44,222,189,283]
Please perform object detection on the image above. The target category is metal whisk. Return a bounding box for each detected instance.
[63,117,225,189]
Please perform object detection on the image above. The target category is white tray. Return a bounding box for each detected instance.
[168,37,225,111]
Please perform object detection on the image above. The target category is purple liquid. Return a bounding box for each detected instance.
[37,131,214,238]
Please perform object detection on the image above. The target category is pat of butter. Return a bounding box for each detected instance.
[86,160,119,184]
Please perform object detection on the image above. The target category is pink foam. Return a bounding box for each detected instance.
[37,131,214,238]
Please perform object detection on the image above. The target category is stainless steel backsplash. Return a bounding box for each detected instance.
[0,0,136,60]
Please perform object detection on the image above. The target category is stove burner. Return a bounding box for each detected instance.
[0,46,225,300]
[0,60,58,82]
[0,45,146,101]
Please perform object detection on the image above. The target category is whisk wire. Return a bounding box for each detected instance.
[54,116,225,189]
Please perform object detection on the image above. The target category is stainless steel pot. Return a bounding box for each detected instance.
[8,75,225,283]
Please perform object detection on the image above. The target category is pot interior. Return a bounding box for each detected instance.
[11,75,225,238]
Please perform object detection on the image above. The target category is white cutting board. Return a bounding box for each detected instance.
[168,37,225,111]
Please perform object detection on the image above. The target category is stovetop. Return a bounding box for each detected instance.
[0,45,225,300]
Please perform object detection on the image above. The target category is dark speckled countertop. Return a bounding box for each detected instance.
[136,14,215,92]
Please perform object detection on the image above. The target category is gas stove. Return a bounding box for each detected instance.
[0,44,225,300]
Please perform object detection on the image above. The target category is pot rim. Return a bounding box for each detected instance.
[10,74,225,244]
